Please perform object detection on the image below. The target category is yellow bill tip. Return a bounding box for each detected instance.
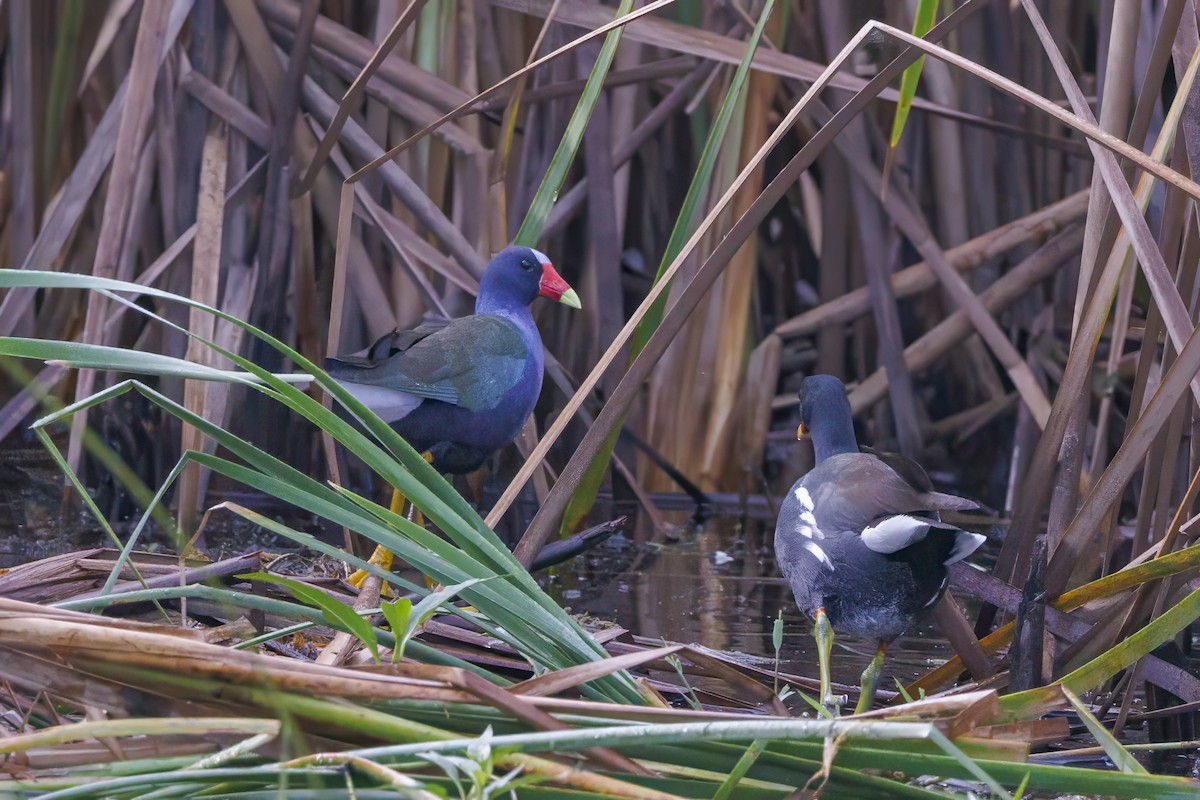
[559,287,582,309]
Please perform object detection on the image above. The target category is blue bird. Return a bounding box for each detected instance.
[326,246,579,584]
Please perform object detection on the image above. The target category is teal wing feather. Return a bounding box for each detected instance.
[326,316,528,412]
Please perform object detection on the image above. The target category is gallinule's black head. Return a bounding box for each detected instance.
[776,374,985,714]
[476,246,580,315]
[796,374,858,463]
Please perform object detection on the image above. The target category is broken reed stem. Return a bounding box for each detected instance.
[774,190,1087,339]
[845,225,1084,415]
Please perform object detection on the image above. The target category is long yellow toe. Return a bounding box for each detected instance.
[347,544,395,589]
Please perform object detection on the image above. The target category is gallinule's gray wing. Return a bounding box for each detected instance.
[777,451,983,632]
[330,318,449,367]
[775,375,986,713]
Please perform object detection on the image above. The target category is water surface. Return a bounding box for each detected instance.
[545,512,956,693]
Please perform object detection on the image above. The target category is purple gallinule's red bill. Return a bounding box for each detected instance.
[327,246,579,585]
[775,375,986,713]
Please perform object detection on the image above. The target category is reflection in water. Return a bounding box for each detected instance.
[547,512,957,691]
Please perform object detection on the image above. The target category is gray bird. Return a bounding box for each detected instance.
[775,375,986,713]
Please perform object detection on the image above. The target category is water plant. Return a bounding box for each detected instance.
[1,1,1199,797]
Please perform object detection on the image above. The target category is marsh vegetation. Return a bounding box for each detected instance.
[1,0,1199,797]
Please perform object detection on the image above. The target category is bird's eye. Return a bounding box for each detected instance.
[521,259,536,271]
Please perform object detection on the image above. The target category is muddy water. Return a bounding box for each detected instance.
[0,448,99,566]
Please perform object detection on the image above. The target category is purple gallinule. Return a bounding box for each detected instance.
[775,375,985,713]
[328,246,579,584]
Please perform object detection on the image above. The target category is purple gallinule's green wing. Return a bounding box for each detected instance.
[775,375,985,713]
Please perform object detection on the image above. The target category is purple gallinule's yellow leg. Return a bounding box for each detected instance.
[855,641,888,714]
[346,451,432,590]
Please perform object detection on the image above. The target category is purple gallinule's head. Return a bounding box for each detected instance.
[327,245,579,476]
[476,246,580,314]
[776,374,985,714]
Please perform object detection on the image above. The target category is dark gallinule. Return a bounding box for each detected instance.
[327,246,579,583]
[775,375,985,713]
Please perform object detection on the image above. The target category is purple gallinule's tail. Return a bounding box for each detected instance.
[775,375,985,713]
[326,246,579,585]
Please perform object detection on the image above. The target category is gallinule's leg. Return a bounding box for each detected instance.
[855,640,888,714]
[814,606,843,713]
[346,451,432,590]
